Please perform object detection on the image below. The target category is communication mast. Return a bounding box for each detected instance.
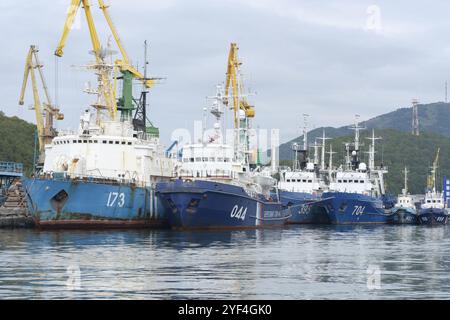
[412,99,420,136]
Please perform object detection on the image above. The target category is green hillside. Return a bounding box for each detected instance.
[0,111,36,173]
[281,128,450,195]
[279,102,450,160]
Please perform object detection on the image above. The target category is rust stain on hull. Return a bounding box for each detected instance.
[34,218,169,230]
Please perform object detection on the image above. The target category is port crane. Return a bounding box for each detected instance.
[55,0,155,122]
[19,45,64,161]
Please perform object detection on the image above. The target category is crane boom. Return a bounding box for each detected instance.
[19,47,45,155]
[98,0,154,88]
[19,46,64,158]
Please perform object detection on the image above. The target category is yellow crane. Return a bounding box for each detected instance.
[428,147,440,190]
[19,45,64,157]
[224,43,255,128]
[55,0,154,89]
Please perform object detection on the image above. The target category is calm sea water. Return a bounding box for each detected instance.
[1,225,450,299]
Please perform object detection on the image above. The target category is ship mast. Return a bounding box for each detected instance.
[318,129,330,171]
[403,167,408,196]
[366,129,381,171]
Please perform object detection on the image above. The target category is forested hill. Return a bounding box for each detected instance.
[279,102,450,160]
[0,111,35,172]
[281,128,450,195]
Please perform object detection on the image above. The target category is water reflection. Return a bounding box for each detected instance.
[0,226,450,299]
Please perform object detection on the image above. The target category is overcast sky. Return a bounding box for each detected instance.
[1,0,450,145]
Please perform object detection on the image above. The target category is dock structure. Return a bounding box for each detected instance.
[0,162,23,205]
[0,162,34,228]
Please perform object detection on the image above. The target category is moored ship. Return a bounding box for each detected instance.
[315,119,392,224]
[277,119,329,224]
[389,167,418,224]
[23,3,175,229]
[156,44,290,230]
[417,148,449,225]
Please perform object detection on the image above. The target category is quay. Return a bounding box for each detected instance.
[0,162,34,228]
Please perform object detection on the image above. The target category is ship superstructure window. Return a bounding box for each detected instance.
[287,179,291,182]
[190,158,194,162]
[122,141,126,145]
[128,142,132,145]
[78,140,82,143]
[109,141,113,144]
[308,180,313,183]
[115,141,120,144]
[196,157,201,162]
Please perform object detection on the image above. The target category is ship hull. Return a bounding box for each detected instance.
[315,192,390,224]
[156,180,290,230]
[278,190,329,224]
[388,208,418,225]
[417,208,449,225]
[22,177,168,229]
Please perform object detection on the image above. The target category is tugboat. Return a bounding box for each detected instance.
[417,148,449,225]
[156,44,290,230]
[23,4,175,229]
[277,116,329,224]
[315,119,391,224]
[389,167,418,224]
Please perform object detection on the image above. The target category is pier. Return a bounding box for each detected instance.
[0,162,34,228]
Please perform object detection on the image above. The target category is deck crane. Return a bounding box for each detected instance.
[223,43,256,164]
[428,148,440,191]
[19,45,64,163]
[224,43,255,128]
[54,0,155,121]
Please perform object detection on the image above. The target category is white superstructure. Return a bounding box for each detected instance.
[175,85,277,198]
[327,118,387,198]
[395,167,415,210]
[42,110,174,186]
[278,116,326,195]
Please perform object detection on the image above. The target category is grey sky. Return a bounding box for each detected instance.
[1,0,450,145]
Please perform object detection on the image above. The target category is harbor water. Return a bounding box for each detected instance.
[1,225,450,299]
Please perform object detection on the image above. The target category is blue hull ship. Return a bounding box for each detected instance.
[278,190,329,224]
[316,192,390,225]
[417,208,449,225]
[23,177,167,229]
[388,208,418,225]
[156,180,290,230]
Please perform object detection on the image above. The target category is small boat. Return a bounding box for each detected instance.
[389,167,418,224]
[417,148,449,225]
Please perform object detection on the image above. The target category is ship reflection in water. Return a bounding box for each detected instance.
[1,226,450,299]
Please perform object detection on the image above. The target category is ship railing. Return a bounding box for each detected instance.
[0,162,23,176]
[37,171,147,187]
